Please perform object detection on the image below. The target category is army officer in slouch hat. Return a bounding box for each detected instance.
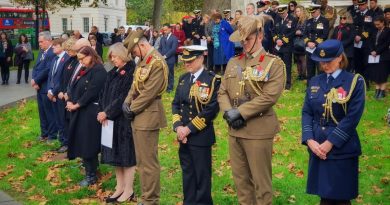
[302,40,365,205]
[172,45,220,205]
[122,30,169,205]
[218,15,286,205]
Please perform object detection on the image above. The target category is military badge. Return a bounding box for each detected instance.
[316,23,324,30]
[310,86,320,93]
[364,16,372,23]
[337,87,347,100]
[320,50,326,57]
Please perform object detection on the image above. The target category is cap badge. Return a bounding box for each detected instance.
[183,50,190,55]
[320,49,326,57]
[134,38,139,43]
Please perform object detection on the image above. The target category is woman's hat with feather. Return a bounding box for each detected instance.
[229,14,273,42]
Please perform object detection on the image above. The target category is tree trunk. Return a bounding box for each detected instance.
[202,0,231,14]
[152,0,163,29]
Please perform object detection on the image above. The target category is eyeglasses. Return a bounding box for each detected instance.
[340,17,347,20]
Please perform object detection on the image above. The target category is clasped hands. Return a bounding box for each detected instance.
[223,109,246,130]
[176,126,191,144]
[66,102,80,112]
[307,139,333,160]
[122,102,135,121]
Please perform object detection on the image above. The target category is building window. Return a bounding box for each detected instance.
[83,17,89,33]
[104,17,108,32]
[62,18,68,32]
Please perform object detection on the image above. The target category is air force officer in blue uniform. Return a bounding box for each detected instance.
[302,40,365,205]
[32,31,57,141]
[172,45,221,205]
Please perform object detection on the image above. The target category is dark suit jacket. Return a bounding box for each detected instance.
[158,33,178,65]
[32,47,56,93]
[94,42,103,59]
[331,23,356,58]
[48,53,70,96]
[369,27,390,61]
[172,70,221,146]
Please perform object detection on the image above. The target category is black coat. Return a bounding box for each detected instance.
[331,24,356,58]
[368,27,390,62]
[60,56,78,93]
[304,16,330,45]
[98,62,137,166]
[67,63,107,160]
[273,14,298,53]
[0,39,13,65]
[353,9,375,48]
[94,43,103,59]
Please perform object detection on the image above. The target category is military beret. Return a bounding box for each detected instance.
[357,0,367,5]
[307,3,322,13]
[311,40,344,62]
[180,45,207,61]
[123,30,144,53]
[277,4,288,13]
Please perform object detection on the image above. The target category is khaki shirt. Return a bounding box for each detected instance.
[125,48,168,130]
[218,48,286,139]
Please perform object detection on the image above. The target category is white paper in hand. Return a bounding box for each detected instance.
[101,120,114,148]
[201,39,207,47]
[305,47,315,54]
[368,55,380,64]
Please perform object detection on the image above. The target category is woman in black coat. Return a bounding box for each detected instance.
[368,16,390,99]
[331,11,355,72]
[0,32,13,85]
[66,46,107,186]
[97,43,137,203]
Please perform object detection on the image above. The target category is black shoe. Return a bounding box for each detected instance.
[105,192,123,203]
[5,81,8,85]
[375,89,380,99]
[57,145,68,153]
[25,80,28,84]
[117,192,135,203]
[16,81,20,84]
[79,174,97,187]
[1,82,5,85]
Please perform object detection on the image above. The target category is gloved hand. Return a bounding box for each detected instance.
[230,118,246,130]
[122,102,135,120]
[223,109,243,124]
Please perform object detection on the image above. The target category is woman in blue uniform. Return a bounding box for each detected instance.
[301,39,366,205]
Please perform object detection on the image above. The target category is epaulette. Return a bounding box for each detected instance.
[208,70,221,79]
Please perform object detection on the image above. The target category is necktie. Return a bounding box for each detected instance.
[40,51,46,61]
[52,57,59,76]
[190,74,195,84]
[327,75,334,89]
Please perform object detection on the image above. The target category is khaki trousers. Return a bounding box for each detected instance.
[133,129,160,205]
[229,135,274,205]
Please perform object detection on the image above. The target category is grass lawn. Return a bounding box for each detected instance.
[0,57,389,204]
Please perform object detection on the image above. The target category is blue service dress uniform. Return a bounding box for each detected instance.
[302,69,366,200]
[172,69,221,205]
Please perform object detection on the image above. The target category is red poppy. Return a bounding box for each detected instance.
[256,65,263,71]
[196,80,201,86]
[259,54,265,62]
[239,53,245,60]
[79,70,86,77]
[60,57,65,62]
[120,70,126,75]
[146,55,153,64]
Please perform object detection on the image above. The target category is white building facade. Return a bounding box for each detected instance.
[48,0,126,35]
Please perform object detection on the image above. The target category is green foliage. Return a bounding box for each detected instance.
[0,48,389,204]
[11,0,107,9]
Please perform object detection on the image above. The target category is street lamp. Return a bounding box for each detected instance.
[70,15,73,31]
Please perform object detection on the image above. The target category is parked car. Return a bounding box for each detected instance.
[101,32,113,46]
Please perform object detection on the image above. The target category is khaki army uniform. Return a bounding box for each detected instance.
[124,47,168,205]
[218,47,286,205]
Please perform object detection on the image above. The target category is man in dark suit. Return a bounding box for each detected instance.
[172,46,220,205]
[158,24,178,92]
[47,38,70,152]
[31,31,57,142]
[90,26,104,45]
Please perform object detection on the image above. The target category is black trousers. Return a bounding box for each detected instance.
[277,51,292,88]
[320,198,351,205]
[306,52,320,82]
[83,155,98,176]
[17,60,30,83]
[0,58,10,83]
[354,47,369,87]
[179,144,213,205]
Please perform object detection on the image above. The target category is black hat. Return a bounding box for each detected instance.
[180,45,207,61]
[357,0,367,5]
[277,5,288,13]
[257,1,267,8]
[311,40,344,62]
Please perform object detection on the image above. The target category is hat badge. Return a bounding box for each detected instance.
[320,49,326,57]
[183,49,190,55]
[134,38,139,43]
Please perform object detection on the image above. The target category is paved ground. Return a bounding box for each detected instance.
[0,69,36,108]
[0,191,21,205]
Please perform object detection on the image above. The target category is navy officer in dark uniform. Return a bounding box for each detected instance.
[353,0,375,88]
[302,39,365,205]
[191,10,204,45]
[172,45,221,205]
[273,4,297,90]
[304,3,330,82]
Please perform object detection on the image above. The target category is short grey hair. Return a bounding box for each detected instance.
[39,31,52,40]
[108,42,132,63]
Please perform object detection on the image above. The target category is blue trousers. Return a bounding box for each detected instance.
[37,92,57,139]
[167,63,175,92]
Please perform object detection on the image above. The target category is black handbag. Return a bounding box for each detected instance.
[293,36,305,54]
